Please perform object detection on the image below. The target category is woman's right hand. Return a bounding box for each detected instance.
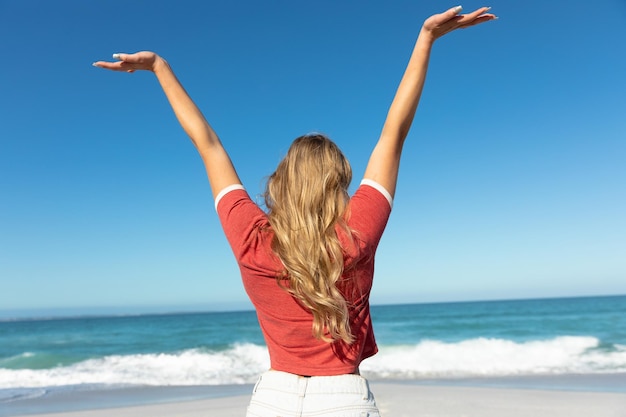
[93,51,162,73]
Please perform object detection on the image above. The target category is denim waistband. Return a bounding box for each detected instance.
[255,370,371,395]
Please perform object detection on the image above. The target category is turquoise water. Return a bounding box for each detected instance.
[1,295,625,399]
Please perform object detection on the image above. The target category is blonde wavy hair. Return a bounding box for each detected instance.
[264,134,354,344]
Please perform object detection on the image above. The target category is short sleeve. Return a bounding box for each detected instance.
[348,180,393,252]
[216,187,268,259]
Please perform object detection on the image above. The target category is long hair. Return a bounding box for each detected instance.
[264,134,354,344]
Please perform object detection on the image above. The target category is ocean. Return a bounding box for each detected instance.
[1,295,625,410]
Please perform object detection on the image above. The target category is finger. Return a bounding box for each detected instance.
[459,13,497,29]
[458,13,497,29]
[457,7,492,24]
[111,52,145,65]
[92,60,135,72]
[92,61,121,70]
[424,5,463,29]
[112,52,131,62]
[447,5,464,17]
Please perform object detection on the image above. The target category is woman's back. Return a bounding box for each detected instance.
[217,180,392,376]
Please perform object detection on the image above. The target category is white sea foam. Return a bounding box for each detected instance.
[362,336,626,378]
[1,337,625,389]
[0,344,269,389]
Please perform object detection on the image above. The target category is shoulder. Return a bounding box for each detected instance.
[346,179,393,243]
[215,184,247,211]
[352,179,393,210]
[215,184,273,259]
[215,184,267,228]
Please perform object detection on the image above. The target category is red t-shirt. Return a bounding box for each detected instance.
[216,180,392,376]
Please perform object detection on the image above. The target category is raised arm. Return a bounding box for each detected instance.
[93,52,241,199]
[363,6,495,197]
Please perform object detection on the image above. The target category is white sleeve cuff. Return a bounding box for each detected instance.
[360,179,393,208]
[214,184,246,211]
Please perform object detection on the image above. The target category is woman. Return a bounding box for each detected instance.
[94,5,495,416]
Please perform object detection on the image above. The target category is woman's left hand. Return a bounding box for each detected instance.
[421,6,496,42]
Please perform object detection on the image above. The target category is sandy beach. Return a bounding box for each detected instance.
[8,382,626,417]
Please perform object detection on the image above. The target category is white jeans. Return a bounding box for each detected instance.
[246,370,381,417]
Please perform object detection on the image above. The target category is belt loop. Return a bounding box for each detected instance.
[361,376,370,400]
[252,373,263,394]
[299,375,309,397]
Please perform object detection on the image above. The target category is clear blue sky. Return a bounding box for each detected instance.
[1,1,625,316]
